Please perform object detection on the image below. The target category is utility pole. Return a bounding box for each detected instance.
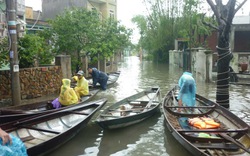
[6,0,21,105]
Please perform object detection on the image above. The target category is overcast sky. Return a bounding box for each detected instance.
[25,0,250,44]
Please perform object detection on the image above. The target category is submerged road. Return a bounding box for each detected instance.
[48,56,250,156]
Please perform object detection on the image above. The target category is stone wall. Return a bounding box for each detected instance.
[0,66,62,100]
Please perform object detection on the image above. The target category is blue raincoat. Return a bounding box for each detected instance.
[91,68,109,90]
[177,72,196,107]
[0,134,28,156]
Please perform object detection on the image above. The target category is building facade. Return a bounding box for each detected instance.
[0,0,26,37]
[42,0,117,20]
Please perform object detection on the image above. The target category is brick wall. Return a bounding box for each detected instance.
[0,66,62,100]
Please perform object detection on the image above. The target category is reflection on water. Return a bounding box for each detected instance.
[48,56,250,156]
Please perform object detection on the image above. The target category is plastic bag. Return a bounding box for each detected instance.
[0,134,28,156]
[52,98,61,109]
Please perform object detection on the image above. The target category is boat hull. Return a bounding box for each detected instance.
[96,87,162,129]
[162,87,250,156]
[0,89,99,124]
[0,99,107,156]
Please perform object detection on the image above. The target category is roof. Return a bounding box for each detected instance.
[233,16,250,24]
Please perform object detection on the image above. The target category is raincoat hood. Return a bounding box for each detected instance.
[62,79,71,88]
[183,72,192,77]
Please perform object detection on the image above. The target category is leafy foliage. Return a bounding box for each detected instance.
[0,37,9,68]
[0,34,53,69]
[44,8,132,71]
[18,34,53,68]
[132,0,213,63]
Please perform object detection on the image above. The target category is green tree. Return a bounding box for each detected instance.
[0,37,9,68]
[132,0,212,63]
[46,8,131,71]
[89,19,132,62]
[18,34,53,68]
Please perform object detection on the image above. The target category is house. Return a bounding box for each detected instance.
[209,15,250,73]
[0,0,26,37]
[42,0,117,20]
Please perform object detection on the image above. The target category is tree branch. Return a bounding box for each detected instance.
[206,0,220,21]
[224,0,236,34]
[234,0,248,15]
[201,13,219,30]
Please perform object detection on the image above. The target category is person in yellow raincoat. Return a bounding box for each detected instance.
[59,79,78,106]
[72,70,89,100]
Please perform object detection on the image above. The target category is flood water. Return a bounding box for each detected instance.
[48,56,250,156]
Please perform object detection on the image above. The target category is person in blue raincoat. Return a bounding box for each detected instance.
[87,67,109,90]
[177,71,196,111]
[0,128,11,145]
[0,128,28,156]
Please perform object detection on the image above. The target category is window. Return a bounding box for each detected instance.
[109,10,114,19]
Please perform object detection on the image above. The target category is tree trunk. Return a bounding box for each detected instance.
[216,29,233,108]
[205,0,247,108]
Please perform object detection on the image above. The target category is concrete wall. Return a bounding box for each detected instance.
[195,49,213,82]
[42,0,88,20]
[169,48,213,82]
[55,55,72,79]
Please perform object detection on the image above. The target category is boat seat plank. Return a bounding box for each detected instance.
[68,111,89,115]
[193,143,239,150]
[100,114,121,118]
[165,105,215,109]
[177,127,248,133]
[164,105,215,117]
[109,108,143,112]
[21,135,34,142]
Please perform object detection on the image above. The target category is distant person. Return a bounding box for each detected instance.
[59,79,79,106]
[229,66,239,82]
[0,128,12,145]
[72,70,89,100]
[177,71,196,112]
[87,67,109,90]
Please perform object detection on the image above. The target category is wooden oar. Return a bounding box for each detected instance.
[143,88,160,111]
[20,125,60,134]
[219,133,250,153]
[13,99,105,126]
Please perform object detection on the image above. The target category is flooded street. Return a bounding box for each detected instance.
[48,56,250,156]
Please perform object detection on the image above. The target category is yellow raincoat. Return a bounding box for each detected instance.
[72,76,89,99]
[59,79,78,106]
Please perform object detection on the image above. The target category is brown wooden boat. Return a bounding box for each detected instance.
[0,89,99,123]
[162,87,250,156]
[0,98,107,156]
[96,87,162,129]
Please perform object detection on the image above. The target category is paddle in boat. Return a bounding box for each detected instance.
[0,98,107,156]
[95,87,162,129]
[0,88,99,124]
[162,86,250,156]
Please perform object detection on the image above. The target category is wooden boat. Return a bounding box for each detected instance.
[96,87,162,129]
[0,98,107,156]
[0,89,99,123]
[162,87,250,156]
